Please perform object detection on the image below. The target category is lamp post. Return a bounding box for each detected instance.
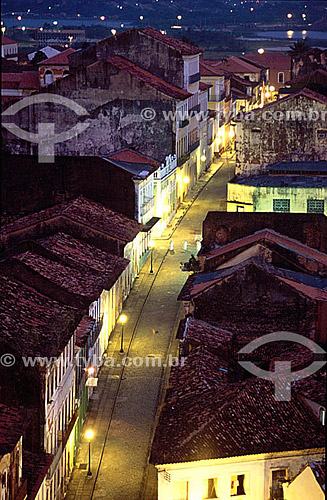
[149,240,155,274]
[119,314,127,354]
[85,429,94,477]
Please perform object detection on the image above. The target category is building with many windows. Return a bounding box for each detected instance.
[227,162,327,215]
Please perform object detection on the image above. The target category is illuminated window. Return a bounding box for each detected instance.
[273,199,290,212]
[307,199,324,213]
[231,474,246,496]
[237,206,244,212]
[320,407,326,426]
[203,477,218,499]
[173,480,189,500]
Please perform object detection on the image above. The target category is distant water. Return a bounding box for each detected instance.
[2,16,133,28]
[255,30,327,40]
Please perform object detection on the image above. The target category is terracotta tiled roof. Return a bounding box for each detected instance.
[244,52,291,71]
[200,60,226,77]
[0,404,25,454]
[178,257,327,301]
[107,148,159,166]
[1,72,39,89]
[13,250,107,301]
[1,36,18,45]
[37,232,129,290]
[1,195,143,244]
[140,27,202,55]
[38,48,75,65]
[23,450,53,500]
[75,315,96,348]
[208,56,261,74]
[151,370,325,464]
[181,317,234,355]
[0,272,82,357]
[205,228,327,265]
[107,55,191,100]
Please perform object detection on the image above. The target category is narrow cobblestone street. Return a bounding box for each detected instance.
[65,153,235,500]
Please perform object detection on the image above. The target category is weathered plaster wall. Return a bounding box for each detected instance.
[235,94,327,175]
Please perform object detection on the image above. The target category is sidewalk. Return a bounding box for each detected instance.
[65,152,235,500]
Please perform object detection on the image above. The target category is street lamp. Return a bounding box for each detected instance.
[149,240,155,274]
[119,314,127,354]
[183,176,190,184]
[85,429,94,476]
[68,35,73,46]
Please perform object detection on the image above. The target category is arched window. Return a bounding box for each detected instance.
[44,70,53,85]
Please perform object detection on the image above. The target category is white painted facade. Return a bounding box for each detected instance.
[156,449,325,500]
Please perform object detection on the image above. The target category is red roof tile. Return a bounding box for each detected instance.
[206,56,261,74]
[37,232,129,289]
[205,228,327,265]
[0,272,81,357]
[107,55,191,100]
[23,450,53,500]
[107,148,159,166]
[1,36,18,45]
[38,48,75,66]
[1,72,39,90]
[140,27,202,56]
[0,404,25,454]
[244,52,291,71]
[200,60,226,77]
[199,81,212,91]
[13,250,106,301]
[75,315,96,348]
[1,195,143,244]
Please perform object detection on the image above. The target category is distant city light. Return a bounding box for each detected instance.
[250,7,254,11]
[77,13,81,17]
[53,20,58,25]
[139,15,144,20]
[177,15,182,20]
[100,15,106,20]
[21,26,26,31]
[302,30,307,35]
[287,13,293,19]
[39,27,44,31]
[302,13,307,20]
[111,29,117,35]
[258,48,264,54]
[27,9,31,13]
[17,15,22,21]
[120,23,124,27]
[287,30,294,39]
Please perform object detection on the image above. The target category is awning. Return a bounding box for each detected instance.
[141,217,161,232]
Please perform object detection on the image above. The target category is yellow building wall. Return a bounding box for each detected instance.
[283,466,324,500]
[227,182,327,215]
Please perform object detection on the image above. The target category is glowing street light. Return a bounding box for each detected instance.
[200,154,206,162]
[258,47,265,54]
[269,85,275,92]
[183,176,190,184]
[287,13,293,19]
[1,26,6,36]
[111,29,117,35]
[85,430,94,477]
[87,366,95,377]
[119,314,127,354]
[68,35,73,46]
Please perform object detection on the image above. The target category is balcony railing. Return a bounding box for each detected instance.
[140,196,155,217]
[189,72,201,84]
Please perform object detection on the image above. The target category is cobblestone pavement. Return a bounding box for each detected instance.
[65,152,236,500]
